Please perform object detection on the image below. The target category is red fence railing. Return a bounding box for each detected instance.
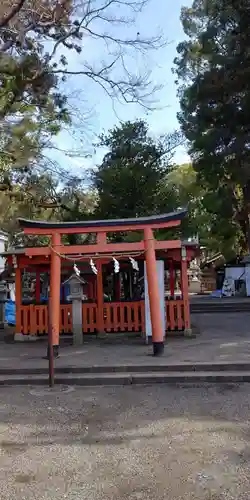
[103,301,145,332]
[82,303,97,333]
[19,299,186,335]
[166,300,185,331]
[20,305,48,335]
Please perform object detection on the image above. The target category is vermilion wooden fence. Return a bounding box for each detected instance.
[60,304,72,333]
[103,301,145,332]
[82,303,97,333]
[20,299,185,335]
[20,305,48,335]
[20,304,72,335]
[166,300,185,331]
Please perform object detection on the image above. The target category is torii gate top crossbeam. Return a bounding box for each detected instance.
[18,209,187,235]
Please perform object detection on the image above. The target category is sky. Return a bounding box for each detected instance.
[46,0,193,181]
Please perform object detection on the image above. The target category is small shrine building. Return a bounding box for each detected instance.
[4,210,199,356]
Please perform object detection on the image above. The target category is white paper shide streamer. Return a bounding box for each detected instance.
[90,259,98,275]
[113,257,120,273]
[73,263,81,276]
[129,257,139,272]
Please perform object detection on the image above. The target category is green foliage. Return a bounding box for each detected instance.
[94,120,164,219]
[0,54,70,184]
[0,171,58,246]
[0,169,99,246]
[157,163,199,235]
[174,0,250,255]
[0,0,73,230]
[94,120,182,220]
[92,120,208,244]
[58,179,98,244]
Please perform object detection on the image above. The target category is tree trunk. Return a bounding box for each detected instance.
[241,182,250,252]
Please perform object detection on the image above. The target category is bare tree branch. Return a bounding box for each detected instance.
[1,0,166,114]
[0,0,26,28]
[0,0,167,198]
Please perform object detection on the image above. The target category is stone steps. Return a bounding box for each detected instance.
[190,301,250,313]
[1,370,250,386]
[1,362,250,385]
[1,361,250,375]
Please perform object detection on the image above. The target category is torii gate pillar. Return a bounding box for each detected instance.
[49,232,61,357]
[144,227,164,356]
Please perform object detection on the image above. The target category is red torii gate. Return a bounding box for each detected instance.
[18,209,189,356]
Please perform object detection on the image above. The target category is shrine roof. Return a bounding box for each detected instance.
[18,209,187,230]
[1,248,25,256]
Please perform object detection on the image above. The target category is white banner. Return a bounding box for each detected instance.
[245,265,250,296]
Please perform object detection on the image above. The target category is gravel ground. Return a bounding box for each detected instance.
[0,384,250,499]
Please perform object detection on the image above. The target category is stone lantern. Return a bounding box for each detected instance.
[63,273,87,345]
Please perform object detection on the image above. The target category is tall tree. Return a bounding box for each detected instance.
[93,120,183,219]
[174,0,250,255]
[157,162,238,256]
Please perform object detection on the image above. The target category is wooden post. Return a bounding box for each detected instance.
[144,227,164,356]
[87,280,91,300]
[94,278,97,301]
[169,259,175,297]
[49,232,61,357]
[90,279,94,300]
[15,267,22,335]
[114,273,121,301]
[48,295,54,386]
[88,277,95,300]
[96,260,104,333]
[180,246,191,335]
[35,271,40,303]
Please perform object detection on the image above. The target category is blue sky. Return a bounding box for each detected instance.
[47,0,192,180]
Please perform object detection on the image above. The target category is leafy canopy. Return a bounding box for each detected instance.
[174,0,250,255]
[94,120,165,219]
[94,120,184,221]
